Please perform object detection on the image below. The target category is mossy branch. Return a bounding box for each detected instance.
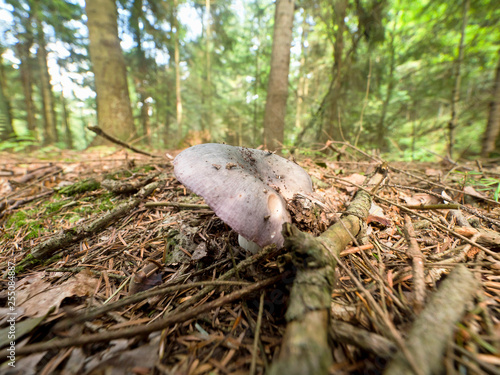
[16,180,164,272]
[269,167,385,375]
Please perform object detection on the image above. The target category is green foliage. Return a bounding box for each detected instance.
[452,170,500,202]
[0,137,38,152]
[4,209,44,240]
[0,0,498,157]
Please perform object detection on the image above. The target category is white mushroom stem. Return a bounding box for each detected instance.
[238,235,262,254]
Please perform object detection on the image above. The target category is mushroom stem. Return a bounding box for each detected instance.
[238,235,262,254]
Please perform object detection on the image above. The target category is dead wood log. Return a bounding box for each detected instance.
[384,265,478,375]
[16,180,164,272]
[268,167,386,375]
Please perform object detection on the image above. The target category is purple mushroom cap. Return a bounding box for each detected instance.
[173,143,313,249]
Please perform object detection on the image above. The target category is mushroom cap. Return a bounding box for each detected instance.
[173,143,313,248]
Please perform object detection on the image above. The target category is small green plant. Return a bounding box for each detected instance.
[453,171,500,202]
[477,177,500,202]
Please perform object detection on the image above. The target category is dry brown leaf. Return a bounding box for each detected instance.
[16,271,98,317]
[340,173,365,193]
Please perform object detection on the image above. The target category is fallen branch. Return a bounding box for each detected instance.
[329,320,397,359]
[54,247,277,330]
[15,273,285,356]
[384,265,478,375]
[16,180,164,272]
[10,164,62,184]
[268,166,386,375]
[101,172,160,194]
[87,125,160,158]
[144,202,211,210]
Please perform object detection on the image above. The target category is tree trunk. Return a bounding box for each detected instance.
[35,14,58,145]
[295,16,309,135]
[376,15,397,151]
[85,0,136,144]
[173,0,183,143]
[203,0,213,135]
[16,28,37,139]
[448,0,469,158]
[60,92,73,149]
[252,2,263,146]
[0,52,14,140]
[253,45,260,145]
[322,0,347,143]
[481,48,500,157]
[131,0,151,147]
[263,0,295,152]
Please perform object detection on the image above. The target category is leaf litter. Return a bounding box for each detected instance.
[0,145,499,374]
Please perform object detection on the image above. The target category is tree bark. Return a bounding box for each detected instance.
[447,0,469,158]
[481,48,500,157]
[376,15,397,151]
[34,13,58,145]
[85,0,136,144]
[0,52,14,140]
[131,0,151,147]
[16,25,37,139]
[252,1,263,146]
[204,0,212,135]
[60,91,73,149]
[322,0,347,143]
[173,0,183,143]
[263,0,295,152]
[295,16,309,135]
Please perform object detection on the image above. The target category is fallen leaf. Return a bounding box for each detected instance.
[339,173,365,193]
[16,271,97,317]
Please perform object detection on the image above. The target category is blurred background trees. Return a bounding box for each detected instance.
[0,0,498,159]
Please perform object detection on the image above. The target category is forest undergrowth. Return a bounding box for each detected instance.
[0,144,499,374]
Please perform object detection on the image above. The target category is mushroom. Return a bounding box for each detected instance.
[173,143,313,252]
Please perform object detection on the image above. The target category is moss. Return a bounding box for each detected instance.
[104,170,133,180]
[15,254,40,273]
[44,254,62,266]
[45,198,68,213]
[58,178,100,196]
[4,210,44,240]
[132,165,155,173]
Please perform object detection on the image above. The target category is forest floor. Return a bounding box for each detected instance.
[0,144,499,375]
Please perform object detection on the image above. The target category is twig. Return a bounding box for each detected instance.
[334,176,500,260]
[54,280,252,330]
[87,125,160,158]
[250,291,265,375]
[16,274,286,356]
[402,214,426,312]
[145,202,211,210]
[329,320,397,359]
[333,253,425,375]
[101,172,160,194]
[268,165,387,375]
[404,204,460,210]
[454,344,500,375]
[172,245,280,313]
[384,265,478,375]
[387,184,500,227]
